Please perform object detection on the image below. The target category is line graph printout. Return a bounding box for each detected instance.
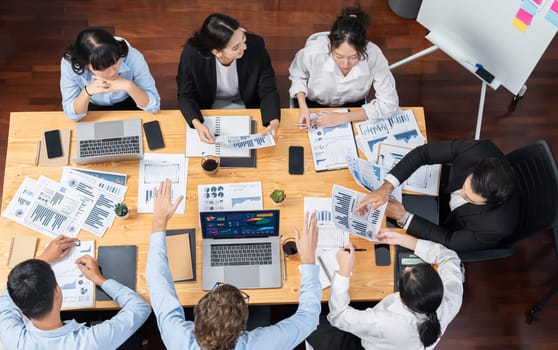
[138,153,187,213]
[378,143,441,196]
[215,134,275,150]
[198,181,262,212]
[308,121,358,172]
[51,240,95,309]
[3,177,81,239]
[355,109,425,162]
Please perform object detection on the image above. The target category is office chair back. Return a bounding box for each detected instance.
[459,140,558,262]
[505,140,558,241]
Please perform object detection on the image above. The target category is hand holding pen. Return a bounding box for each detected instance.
[76,255,107,286]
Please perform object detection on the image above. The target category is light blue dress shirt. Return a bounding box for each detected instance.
[60,43,160,121]
[146,231,322,350]
[0,279,151,350]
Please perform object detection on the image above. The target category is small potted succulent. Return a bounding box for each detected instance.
[270,189,286,206]
[114,202,129,219]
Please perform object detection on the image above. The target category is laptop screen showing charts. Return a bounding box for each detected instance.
[200,210,281,290]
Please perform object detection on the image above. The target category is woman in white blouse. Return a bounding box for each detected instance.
[288,6,399,130]
[307,230,464,350]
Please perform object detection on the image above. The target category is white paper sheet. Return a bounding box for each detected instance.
[3,177,81,238]
[51,240,95,309]
[61,167,126,237]
[345,155,403,202]
[185,116,251,157]
[331,185,386,241]
[378,143,441,196]
[215,133,276,150]
[198,181,263,212]
[356,109,425,162]
[308,111,358,172]
[138,153,188,213]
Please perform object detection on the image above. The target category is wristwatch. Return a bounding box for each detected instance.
[396,211,411,228]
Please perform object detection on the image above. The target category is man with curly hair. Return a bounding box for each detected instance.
[146,179,321,349]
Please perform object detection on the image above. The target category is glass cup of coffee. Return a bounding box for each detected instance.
[201,154,220,175]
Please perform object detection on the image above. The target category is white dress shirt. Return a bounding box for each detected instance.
[288,33,399,122]
[327,239,464,350]
[212,59,245,109]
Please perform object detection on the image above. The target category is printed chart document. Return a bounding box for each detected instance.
[185,116,251,157]
[138,153,188,213]
[3,177,82,239]
[61,167,127,237]
[331,185,386,242]
[74,168,127,185]
[304,197,349,252]
[198,181,263,212]
[346,155,402,202]
[378,143,441,196]
[51,240,95,309]
[355,109,425,162]
[215,134,276,150]
[304,196,349,289]
[308,115,358,172]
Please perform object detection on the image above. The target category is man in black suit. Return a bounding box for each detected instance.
[358,140,519,252]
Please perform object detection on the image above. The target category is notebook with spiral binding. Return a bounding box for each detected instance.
[185,116,251,158]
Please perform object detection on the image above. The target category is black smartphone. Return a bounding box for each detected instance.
[44,129,63,159]
[288,146,304,175]
[143,120,164,150]
[375,244,391,266]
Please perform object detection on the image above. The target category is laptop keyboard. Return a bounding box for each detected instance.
[79,136,140,158]
[211,242,272,266]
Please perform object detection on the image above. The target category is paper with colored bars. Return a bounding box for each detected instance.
[331,184,386,242]
[215,134,275,150]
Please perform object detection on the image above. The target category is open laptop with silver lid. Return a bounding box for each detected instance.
[201,209,281,290]
[73,118,143,164]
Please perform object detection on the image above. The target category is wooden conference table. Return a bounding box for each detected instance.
[0,107,426,308]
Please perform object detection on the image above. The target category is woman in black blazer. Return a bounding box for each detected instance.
[177,13,281,143]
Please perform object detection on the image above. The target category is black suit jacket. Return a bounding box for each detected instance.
[177,33,281,128]
[390,140,519,252]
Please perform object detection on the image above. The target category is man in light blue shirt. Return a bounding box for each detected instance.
[0,235,151,350]
[60,28,160,121]
[147,179,322,350]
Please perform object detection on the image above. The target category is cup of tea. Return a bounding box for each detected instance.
[201,154,220,175]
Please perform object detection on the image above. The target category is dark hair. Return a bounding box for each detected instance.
[194,283,249,350]
[328,6,370,59]
[187,13,240,58]
[7,259,58,319]
[63,28,129,75]
[470,157,516,205]
[399,263,443,347]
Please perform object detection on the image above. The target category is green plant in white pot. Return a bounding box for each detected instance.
[114,202,129,219]
[270,189,286,206]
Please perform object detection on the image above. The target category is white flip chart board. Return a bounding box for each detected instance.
[417,0,557,95]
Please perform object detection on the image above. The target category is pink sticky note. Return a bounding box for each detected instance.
[532,0,543,5]
[551,0,558,13]
[516,8,534,25]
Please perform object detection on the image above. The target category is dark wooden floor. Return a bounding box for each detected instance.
[2,0,558,348]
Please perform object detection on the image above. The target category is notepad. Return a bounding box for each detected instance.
[7,236,38,266]
[96,245,137,301]
[185,116,251,157]
[166,229,196,282]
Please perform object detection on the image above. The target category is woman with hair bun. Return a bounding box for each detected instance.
[60,28,160,121]
[307,230,463,349]
[177,13,281,144]
[289,6,399,130]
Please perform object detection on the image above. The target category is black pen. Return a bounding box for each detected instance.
[344,248,367,252]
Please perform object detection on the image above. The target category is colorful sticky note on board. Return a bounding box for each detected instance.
[551,0,558,12]
[545,8,558,27]
[517,8,534,25]
[522,0,539,15]
[513,17,529,32]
